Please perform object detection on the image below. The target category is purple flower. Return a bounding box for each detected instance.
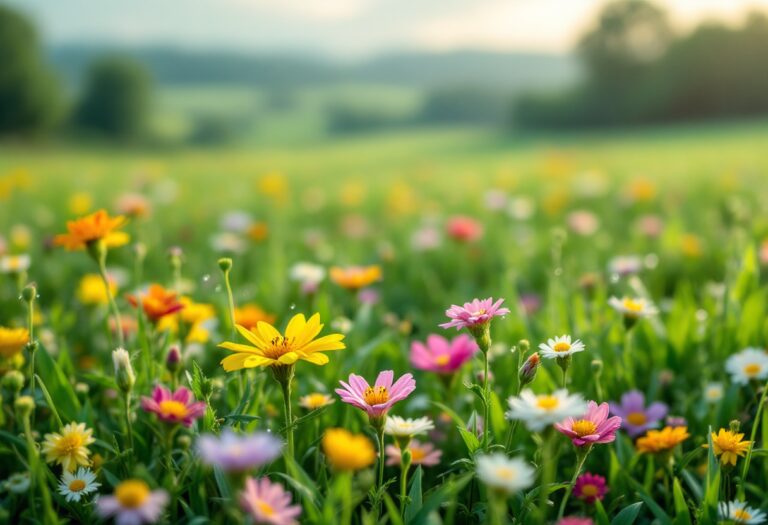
[439,297,510,330]
[609,390,667,438]
[140,385,206,427]
[336,370,415,418]
[197,430,283,472]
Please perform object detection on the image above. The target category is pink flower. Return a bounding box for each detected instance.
[557,518,594,525]
[240,477,301,525]
[554,401,622,447]
[96,479,168,525]
[439,297,510,330]
[410,334,478,374]
[573,472,608,504]
[385,440,442,467]
[336,370,416,418]
[446,215,483,242]
[140,385,206,427]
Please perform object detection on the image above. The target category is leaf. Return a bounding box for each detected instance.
[407,473,472,525]
[404,466,423,523]
[593,499,610,525]
[457,426,481,455]
[672,478,692,525]
[383,493,405,525]
[34,374,64,428]
[35,342,81,422]
[626,478,672,525]
[489,391,506,444]
[611,502,644,525]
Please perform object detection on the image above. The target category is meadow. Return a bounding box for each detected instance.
[1,119,768,525]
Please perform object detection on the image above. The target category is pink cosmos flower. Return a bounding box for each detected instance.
[557,518,594,525]
[410,334,478,374]
[336,370,416,418]
[554,401,622,447]
[439,297,510,330]
[446,215,483,242]
[240,477,301,525]
[96,479,168,525]
[140,385,207,427]
[573,472,608,504]
[385,440,442,467]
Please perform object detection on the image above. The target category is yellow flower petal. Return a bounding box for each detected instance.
[218,341,265,356]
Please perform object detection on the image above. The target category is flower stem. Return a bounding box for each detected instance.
[124,391,134,456]
[377,428,386,490]
[738,378,768,499]
[97,248,124,348]
[399,447,412,516]
[556,445,591,521]
[483,350,491,449]
[278,370,295,462]
[487,490,507,525]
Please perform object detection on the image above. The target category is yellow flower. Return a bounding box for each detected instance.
[42,422,95,472]
[218,313,345,371]
[322,428,376,471]
[710,428,751,466]
[68,192,93,216]
[77,274,117,306]
[299,393,335,410]
[330,265,382,290]
[0,327,29,359]
[637,426,690,454]
[54,210,129,251]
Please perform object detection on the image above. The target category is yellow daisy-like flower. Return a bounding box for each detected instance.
[329,265,382,290]
[218,313,345,371]
[42,422,96,472]
[0,327,29,359]
[710,428,751,466]
[322,428,376,471]
[76,274,117,306]
[54,209,130,251]
[637,426,690,454]
[299,393,335,410]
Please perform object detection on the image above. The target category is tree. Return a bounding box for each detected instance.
[75,57,151,140]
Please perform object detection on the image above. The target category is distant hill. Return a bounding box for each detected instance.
[48,45,580,91]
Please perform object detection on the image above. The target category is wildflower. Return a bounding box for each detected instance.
[127,285,184,323]
[336,370,416,422]
[410,334,478,374]
[710,428,751,467]
[573,472,607,504]
[637,426,690,454]
[247,221,269,242]
[666,416,687,427]
[555,401,622,447]
[726,348,768,385]
[446,215,483,242]
[141,385,206,427]
[567,210,599,236]
[410,225,442,251]
[0,327,29,359]
[539,334,586,385]
[218,313,345,371]
[519,352,541,386]
[115,193,151,218]
[210,232,247,254]
[704,382,724,403]
[440,297,509,333]
[506,389,587,432]
[608,296,657,328]
[58,467,100,503]
[220,210,253,232]
[42,422,96,472]
[385,440,442,467]
[112,348,135,393]
[607,255,643,276]
[298,393,334,410]
[4,472,30,494]
[77,273,117,305]
[240,477,301,525]
[0,254,30,274]
[329,265,382,290]
[322,428,376,471]
[475,453,535,494]
[719,500,766,524]
[54,209,129,251]
[384,416,434,439]
[197,430,283,472]
[289,262,326,293]
[609,390,668,438]
[234,304,277,330]
[96,479,168,525]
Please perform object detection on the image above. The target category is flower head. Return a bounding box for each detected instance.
[0,327,29,359]
[446,215,483,242]
[727,348,768,385]
[0,254,30,274]
[336,370,416,418]
[410,334,478,374]
[555,401,622,447]
[54,209,129,251]
[298,393,335,410]
[4,472,30,494]
[704,382,724,403]
[289,262,326,292]
[719,500,767,524]
[234,304,277,330]
[637,426,690,454]
[42,422,96,472]
[538,335,586,360]
[573,473,607,504]
[141,385,206,427]
[385,440,442,467]
[329,265,382,290]
[440,297,509,331]
[197,430,283,472]
[506,389,587,432]
[322,428,376,471]
[219,313,345,371]
[711,428,751,466]
[475,453,534,494]
[96,479,168,525]
[609,390,668,437]
[608,296,657,322]
[240,477,301,525]
[384,416,434,438]
[127,284,184,323]
[519,352,541,386]
[58,467,100,502]
[77,273,118,306]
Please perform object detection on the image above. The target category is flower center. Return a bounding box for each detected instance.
[115,480,150,508]
[57,434,84,455]
[470,309,487,317]
[553,342,571,352]
[257,500,275,516]
[435,355,450,366]
[494,466,515,480]
[410,447,426,462]
[364,386,389,405]
[734,509,752,521]
[744,363,761,377]
[263,336,295,359]
[622,298,643,312]
[580,484,599,497]
[572,419,598,436]
[158,400,189,419]
[536,395,560,410]
[68,479,86,492]
[627,412,647,426]
[305,394,329,408]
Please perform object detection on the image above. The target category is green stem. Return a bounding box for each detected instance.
[738,378,768,499]
[124,391,134,456]
[340,472,353,525]
[98,252,124,348]
[483,351,491,449]
[504,383,523,452]
[399,449,412,516]
[487,490,507,525]
[556,446,591,521]
[377,428,386,490]
[536,431,555,522]
[280,375,295,462]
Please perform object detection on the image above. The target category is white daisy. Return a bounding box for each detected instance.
[726,348,768,385]
[58,467,100,503]
[0,254,30,274]
[719,500,767,524]
[289,262,326,287]
[505,389,587,432]
[476,453,534,494]
[538,335,586,360]
[4,472,30,494]
[608,296,658,319]
[608,255,643,276]
[384,416,434,438]
[704,382,724,403]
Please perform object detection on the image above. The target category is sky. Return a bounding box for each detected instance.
[6,0,768,58]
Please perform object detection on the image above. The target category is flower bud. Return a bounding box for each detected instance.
[218,257,233,273]
[518,352,540,386]
[729,419,741,433]
[2,370,25,395]
[177,434,192,450]
[112,348,135,393]
[166,345,182,373]
[21,284,36,303]
[14,395,35,418]
[518,339,530,353]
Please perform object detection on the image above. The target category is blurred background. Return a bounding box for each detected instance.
[3,0,768,146]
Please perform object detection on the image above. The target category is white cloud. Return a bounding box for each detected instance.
[226,0,371,21]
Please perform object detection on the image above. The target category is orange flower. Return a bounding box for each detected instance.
[54,210,129,251]
[234,304,277,330]
[127,284,184,323]
[247,222,269,242]
[330,265,382,290]
[637,426,690,454]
